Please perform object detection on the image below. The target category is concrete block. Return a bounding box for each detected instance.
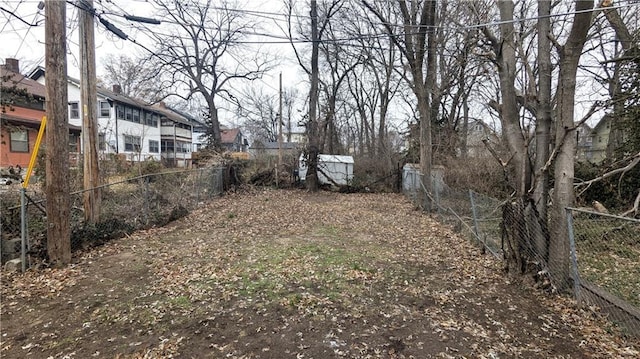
[4,258,22,272]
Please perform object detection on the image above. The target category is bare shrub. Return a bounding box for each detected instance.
[442,156,510,197]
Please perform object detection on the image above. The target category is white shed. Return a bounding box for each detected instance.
[299,154,354,186]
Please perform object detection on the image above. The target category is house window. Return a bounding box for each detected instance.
[98,133,106,151]
[161,140,174,153]
[125,107,133,121]
[69,102,80,119]
[132,108,140,123]
[10,130,29,152]
[143,111,151,126]
[99,101,110,117]
[124,135,141,152]
[144,112,158,127]
[69,133,79,152]
[175,141,191,153]
[116,105,125,120]
[598,136,603,143]
[586,136,592,144]
[149,140,159,153]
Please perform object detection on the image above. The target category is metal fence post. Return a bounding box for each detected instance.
[144,177,150,225]
[195,169,201,205]
[566,208,582,302]
[20,187,27,272]
[469,190,482,246]
[433,178,440,214]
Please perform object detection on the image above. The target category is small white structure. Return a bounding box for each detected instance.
[402,163,446,198]
[402,163,421,193]
[299,154,354,186]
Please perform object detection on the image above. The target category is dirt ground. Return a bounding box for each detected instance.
[1,189,638,358]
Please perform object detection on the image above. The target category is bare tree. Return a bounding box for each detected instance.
[549,1,594,288]
[147,0,274,148]
[286,0,342,190]
[362,0,438,209]
[100,54,167,103]
[237,86,279,142]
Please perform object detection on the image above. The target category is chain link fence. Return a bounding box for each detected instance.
[402,167,639,337]
[568,208,640,336]
[1,167,224,269]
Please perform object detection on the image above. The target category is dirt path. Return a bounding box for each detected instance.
[1,189,638,358]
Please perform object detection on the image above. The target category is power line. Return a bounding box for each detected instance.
[12,8,41,57]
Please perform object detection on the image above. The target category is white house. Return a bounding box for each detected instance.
[29,68,193,166]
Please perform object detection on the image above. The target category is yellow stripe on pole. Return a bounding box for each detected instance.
[23,116,47,188]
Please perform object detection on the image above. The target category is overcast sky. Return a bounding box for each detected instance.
[0,0,307,126]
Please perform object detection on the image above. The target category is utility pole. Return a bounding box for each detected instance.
[79,0,101,223]
[45,0,71,266]
[278,72,283,182]
[306,0,320,191]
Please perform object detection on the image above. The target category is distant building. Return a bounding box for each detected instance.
[576,115,628,164]
[189,118,208,152]
[462,119,501,158]
[220,128,248,152]
[286,128,306,144]
[576,122,594,162]
[29,67,194,167]
[1,58,80,168]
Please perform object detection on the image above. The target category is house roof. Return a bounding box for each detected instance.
[591,114,612,133]
[1,67,46,98]
[221,128,241,144]
[318,154,354,164]
[28,66,193,127]
[1,112,82,131]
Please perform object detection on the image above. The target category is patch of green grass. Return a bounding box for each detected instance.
[575,219,640,308]
[169,295,192,309]
[221,240,382,308]
[313,224,342,238]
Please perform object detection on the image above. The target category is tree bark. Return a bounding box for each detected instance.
[531,0,553,265]
[45,0,71,266]
[80,0,101,224]
[550,1,594,290]
[496,1,529,195]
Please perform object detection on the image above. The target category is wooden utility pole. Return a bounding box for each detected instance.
[79,0,101,223]
[278,72,283,178]
[45,0,71,266]
[306,0,320,191]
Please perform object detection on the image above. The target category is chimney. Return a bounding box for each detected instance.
[4,58,19,73]
[112,84,122,93]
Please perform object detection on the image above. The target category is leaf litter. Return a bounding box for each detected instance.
[1,189,638,358]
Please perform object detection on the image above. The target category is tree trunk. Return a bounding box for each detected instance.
[531,0,553,266]
[489,1,533,274]
[460,98,469,159]
[419,0,437,211]
[208,104,222,149]
[45,0,71,266]
[496,1,529,195]
[550,1,594,291]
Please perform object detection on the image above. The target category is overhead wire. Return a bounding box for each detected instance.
[90,0,640,47]
[12,8,41,57]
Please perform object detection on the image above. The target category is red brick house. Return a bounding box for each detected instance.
[1,59,80,169]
